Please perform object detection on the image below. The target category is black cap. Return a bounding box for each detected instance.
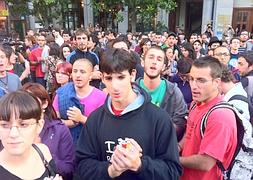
[168,32,177,38]
[208,36,222,47]
[193,39,202,45]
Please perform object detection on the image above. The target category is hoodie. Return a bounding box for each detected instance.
[74,85,182,180]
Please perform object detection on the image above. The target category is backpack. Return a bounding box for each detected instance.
[190,102,253,180]
[229,94,253,126]
[242,76,253,120]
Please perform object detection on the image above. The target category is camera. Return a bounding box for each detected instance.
[2,40,26,54]
[15,44,26,54]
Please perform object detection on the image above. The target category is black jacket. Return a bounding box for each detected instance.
[74,86,182,180]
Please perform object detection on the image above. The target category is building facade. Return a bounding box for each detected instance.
[170,0,253,38]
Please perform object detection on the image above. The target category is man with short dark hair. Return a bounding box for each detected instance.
[229,37,241,68]
[161,32,181,60]
[74,48,182,180]
[239,30,250,53]
[214,46,240,81]
[214,46,230,65]
[136,46,188,141]
[189,33,198,44]
[62,29,72,46]
[112,37,144,80]
[179,56,237,180]
[0,45,21,93]
[28,34,49,87]
[237,50,253,91]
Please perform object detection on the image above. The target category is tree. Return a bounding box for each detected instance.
[6,0,70,27]
[92,0,177,32]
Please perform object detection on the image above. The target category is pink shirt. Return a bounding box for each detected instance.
[53,87,107,117]
[181,96,237,180]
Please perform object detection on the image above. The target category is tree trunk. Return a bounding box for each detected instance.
[129,10,137,33]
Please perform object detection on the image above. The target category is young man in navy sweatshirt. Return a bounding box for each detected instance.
[74,48,182,180]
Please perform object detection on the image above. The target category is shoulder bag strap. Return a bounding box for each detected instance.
[32,144,56,177]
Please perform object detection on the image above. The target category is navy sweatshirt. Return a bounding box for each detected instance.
[74,86,182,180]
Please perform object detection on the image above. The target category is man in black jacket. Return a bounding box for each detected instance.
[74,48,182,180]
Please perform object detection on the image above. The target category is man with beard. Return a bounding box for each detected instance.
[136,46,188,141]
[67,28,101,88]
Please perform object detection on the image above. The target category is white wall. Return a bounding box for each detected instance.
[213,0,234,39]
[201,0,214,33]
[178,1,186,30]
[233,0,253,7]
[157,8,169,28]
[83,0,93,28]
[118,6,128,34]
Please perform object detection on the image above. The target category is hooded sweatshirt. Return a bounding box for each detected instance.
[74,85,182,180]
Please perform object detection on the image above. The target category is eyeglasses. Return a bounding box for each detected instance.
[189,77,214,87]
[214,52,230,57]
[0,120,38,134]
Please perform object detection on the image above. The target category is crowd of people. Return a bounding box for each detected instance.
[0,25,252,180]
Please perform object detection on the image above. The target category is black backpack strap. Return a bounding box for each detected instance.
[228,95,248,103]
[229,93,253,120]
[199,102,236,138]
[32,144,56,177]
[200,102,245,180]
[189,102,197,112]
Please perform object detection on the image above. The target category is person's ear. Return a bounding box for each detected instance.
[213,78,221,89]
[101,74,105,84]
[141,58,144,67]
[36,118,45,135]
[130,69,137,82]
[249,64,253,72]
[162,63,166,72]
[41,100,48,112]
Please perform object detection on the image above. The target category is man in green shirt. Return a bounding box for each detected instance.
[136,46,188,141]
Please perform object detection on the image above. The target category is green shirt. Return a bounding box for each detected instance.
[140,79,166,107]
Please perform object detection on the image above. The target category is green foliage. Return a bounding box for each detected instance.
[92,0,177,31]
[6,0,71,26]
[116,12,124,22]
[156,21,168,33]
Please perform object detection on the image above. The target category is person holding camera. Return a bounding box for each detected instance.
[4,43,31,84]
[205,24,214,38]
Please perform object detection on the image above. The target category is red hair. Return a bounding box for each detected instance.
[56,62,72,76]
